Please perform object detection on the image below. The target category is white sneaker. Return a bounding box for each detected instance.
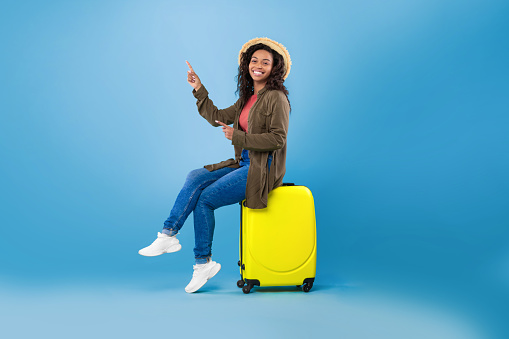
[185,260,221,293]
[138,232,182,257]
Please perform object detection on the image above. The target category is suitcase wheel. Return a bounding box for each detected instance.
[242,284,253,294]
[237,279,245,288]
[302,282,313,293]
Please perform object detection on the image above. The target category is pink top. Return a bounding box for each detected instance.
[239,94,257,133]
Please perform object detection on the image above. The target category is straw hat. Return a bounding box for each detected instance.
[238,37,292,80]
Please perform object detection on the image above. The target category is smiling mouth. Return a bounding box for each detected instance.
[252,70,264,76]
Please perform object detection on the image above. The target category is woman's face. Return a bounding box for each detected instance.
[249,49,273,83]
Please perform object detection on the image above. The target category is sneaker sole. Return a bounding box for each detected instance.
[185,263,221,293]
[138,243,182,257]
[164,243,182,253]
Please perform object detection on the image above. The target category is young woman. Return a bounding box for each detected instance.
[139,37,292,293]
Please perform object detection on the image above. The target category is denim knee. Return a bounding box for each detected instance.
[186,168,205,182]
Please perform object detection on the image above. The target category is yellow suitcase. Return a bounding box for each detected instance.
[237,183,317,293]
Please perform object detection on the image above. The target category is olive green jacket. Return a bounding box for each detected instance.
[192,84,290,209]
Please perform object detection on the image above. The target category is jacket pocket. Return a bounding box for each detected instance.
[252,108,272,133]
[204,158,238,171]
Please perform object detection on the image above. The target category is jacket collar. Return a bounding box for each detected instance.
[257,86,268,95]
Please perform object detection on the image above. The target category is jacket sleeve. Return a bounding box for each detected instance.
[193,84,241,126]
[231,91,290,152]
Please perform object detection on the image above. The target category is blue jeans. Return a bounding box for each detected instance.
[163,149,272,264]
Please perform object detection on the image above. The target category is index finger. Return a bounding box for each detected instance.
[186,60,194,73]
[215,120,227,127]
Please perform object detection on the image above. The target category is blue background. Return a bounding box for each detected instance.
[1,0,508,338]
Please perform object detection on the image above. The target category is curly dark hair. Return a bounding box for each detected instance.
[235,43,291,112]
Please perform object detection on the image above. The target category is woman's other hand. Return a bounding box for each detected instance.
[186,60,202,91]
[215,120,234,140]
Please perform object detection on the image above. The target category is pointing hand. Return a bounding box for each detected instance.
[215,120,234,141]
[186,60,202,91]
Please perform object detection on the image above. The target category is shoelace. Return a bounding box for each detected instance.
[192,264,208,277]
